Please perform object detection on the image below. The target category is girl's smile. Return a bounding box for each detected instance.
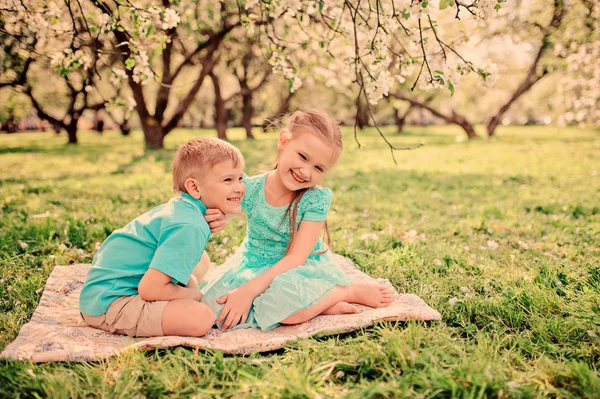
[290,169,309,184]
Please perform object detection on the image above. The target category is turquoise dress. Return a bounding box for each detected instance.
[200,172,352,331]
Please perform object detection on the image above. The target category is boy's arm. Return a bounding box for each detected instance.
[142,221,209,302]
[138,268,202,302]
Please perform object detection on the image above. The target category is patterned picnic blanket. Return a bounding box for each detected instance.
[1,253,441,362]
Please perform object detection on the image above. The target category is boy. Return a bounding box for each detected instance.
[79,137,245,337]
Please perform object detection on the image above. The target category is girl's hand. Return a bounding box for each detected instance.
[215,284,258,330]
[205,209,226,234]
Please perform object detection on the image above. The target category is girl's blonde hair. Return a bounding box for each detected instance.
[275,109,343,254]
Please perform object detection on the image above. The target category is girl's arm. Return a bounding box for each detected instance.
[216,220,324,330]
[249,220,325,293]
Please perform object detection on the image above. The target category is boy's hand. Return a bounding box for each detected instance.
[215,283,258,330]
[205,209,226,234]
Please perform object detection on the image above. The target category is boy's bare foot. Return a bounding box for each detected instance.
[348,282,393,308]
[321,301,359,316]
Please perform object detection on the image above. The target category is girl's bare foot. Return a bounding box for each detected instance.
[321,301,359,316]
[348,282,393,308]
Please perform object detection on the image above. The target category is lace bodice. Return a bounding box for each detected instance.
[239,172,332,268]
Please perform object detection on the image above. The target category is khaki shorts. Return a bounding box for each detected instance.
[81,295,168,337]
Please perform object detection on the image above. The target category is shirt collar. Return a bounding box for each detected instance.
[180,193,207,215]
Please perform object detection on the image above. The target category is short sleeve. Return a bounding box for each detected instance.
[301,187,333,222]
[149,222,209,285]
[241,173,263,214]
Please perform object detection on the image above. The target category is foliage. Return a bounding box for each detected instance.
[0,126,599,397]
[557,0,600,127]
[1,0,506,149]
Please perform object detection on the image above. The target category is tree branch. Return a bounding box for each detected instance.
[162,45,221,134]
[24,86,65,129]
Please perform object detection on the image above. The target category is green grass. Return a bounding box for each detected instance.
[0,125,599,398]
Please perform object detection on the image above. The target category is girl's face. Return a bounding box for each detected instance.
[276,129,339,192]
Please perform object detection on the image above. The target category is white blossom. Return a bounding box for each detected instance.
[162,8,180,30]
[126,96,137,112]
[3,0,508,122]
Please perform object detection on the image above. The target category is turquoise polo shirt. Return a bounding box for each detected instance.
[79,194,210,316]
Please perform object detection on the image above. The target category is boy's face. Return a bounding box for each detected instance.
[196,159,245,214]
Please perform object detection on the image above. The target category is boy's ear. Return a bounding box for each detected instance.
[278,130,291,150]
[184,178,202,199]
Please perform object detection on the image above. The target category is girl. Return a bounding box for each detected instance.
[201,110,393,331]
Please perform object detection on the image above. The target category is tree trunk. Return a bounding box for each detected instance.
[120,121,131,136]
[356,98,369,130]
[486,115,502,137]
[485,0,564,137]
[262,91,295,131]
[141,117,165,149]
[112,22,233,149]
[209,72,228,141]
[279,92,293,115]
[66,122,78,144]
[242,93,254,139]
[4,116,17,133]
[394,104,414,133]
[452,112,478,139]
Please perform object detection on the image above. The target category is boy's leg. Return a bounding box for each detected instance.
[281,281,394,325]
[161,299,214,337]
[192,251,211,282]
[82,295,166,337]
[82,295,214,338]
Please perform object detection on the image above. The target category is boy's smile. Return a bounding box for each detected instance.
[196,159,245,214]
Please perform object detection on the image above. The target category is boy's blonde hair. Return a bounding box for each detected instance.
[173,137,244,193]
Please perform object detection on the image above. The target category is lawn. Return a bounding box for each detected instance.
[0,125,599,398]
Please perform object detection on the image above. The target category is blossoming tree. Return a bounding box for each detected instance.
[485,0,566,136]
[3,0,505,151]
[1,2,108,143]
[556,0,599,127]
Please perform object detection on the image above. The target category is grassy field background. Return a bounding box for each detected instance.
[0,125,598,398]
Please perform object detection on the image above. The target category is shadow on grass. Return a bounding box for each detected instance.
[0,143,118,157]
[111,152,153,175]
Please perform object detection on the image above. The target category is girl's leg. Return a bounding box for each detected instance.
[281,281,393,325]
[320,301,359,315]
[281,286,347,325]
